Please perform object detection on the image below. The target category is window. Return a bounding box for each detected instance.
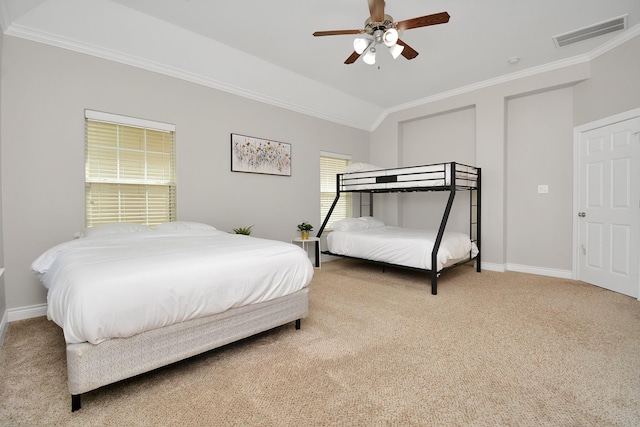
[320,152,352,229]
[85,110,176,227]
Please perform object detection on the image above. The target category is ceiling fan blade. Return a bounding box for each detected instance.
[396,11,450,32]
[313,29,362,37]
[397,39,419,60]
[344,51,361,64]
[368,0,385,22]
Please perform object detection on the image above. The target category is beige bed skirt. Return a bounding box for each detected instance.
[67,287,309,397]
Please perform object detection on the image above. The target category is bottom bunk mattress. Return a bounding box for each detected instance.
[327,225,478,271]
[31,226,315,345]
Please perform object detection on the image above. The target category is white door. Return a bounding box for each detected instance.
[577,115,640,298]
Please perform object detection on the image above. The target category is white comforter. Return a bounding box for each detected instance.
[327,226,478,271]
[31,230,314,344]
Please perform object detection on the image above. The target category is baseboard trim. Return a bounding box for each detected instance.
[0,310,8,348]
[321,258,571,279]
[7,303,48,322]
[480,262,505,273]
[506,263,572,279]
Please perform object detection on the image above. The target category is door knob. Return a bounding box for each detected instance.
[578,212,586,217]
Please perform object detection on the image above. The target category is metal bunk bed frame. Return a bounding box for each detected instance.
[317,162,481,295]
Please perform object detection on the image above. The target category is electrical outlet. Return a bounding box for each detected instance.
[538,185,549,194]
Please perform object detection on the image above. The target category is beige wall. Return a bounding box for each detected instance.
[2,31,639,315]
[371,34,640,274]
[0,36,369,310]
[400,106,476,233]
[371,63,591,272]
[506,87,574,271]
[574,35,640,126]
[0,27,6,339]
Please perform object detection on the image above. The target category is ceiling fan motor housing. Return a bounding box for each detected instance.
[364,14,396,35]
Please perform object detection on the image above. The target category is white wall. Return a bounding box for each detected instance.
[0,36,369,310]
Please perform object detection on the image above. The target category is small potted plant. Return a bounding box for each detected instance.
[297,221,313,240]
[232,225,253,235]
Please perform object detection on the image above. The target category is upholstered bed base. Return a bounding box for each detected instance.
[67,287,309,411]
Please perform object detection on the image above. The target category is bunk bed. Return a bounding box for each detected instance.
[317,162,481,295]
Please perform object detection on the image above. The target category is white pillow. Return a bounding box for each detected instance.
[331,218,368,232]
[344,163,383,173]
[77,223,151,238]
[359,216,385,228]
[153,221,216,231]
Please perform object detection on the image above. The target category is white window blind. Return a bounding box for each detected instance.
[85,110,176,227]
[320,152,352,229]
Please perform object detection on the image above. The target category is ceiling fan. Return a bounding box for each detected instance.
[313,0,450,65]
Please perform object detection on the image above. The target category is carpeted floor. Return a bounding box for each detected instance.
[1,259,640,426]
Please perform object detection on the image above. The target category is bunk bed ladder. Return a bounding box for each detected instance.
[360,192,373,217]
[471,168,481,272]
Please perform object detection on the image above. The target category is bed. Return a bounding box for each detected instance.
[327,221,479,271]
[31,221,314,411]
[318,162,481,294]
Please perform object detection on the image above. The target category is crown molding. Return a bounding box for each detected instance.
[371,22,640,131]
[391,55,591,114]
[370,54,593,131]
[5,18,639,133]
[5,23,374,131]
[0,0,10,33]
[587,20,640,59]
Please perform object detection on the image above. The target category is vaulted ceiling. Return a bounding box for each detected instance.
[1,0,639,130]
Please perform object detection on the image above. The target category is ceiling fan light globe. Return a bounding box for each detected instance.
[389,43,404,59]
[363,49,376,65]
[383,28,399,47]
[353,38,369,55]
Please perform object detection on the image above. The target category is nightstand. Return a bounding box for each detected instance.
[291,237,321,268]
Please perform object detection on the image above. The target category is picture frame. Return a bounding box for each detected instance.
[230,133,291,176]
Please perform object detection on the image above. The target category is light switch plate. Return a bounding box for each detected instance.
[538,185,549,194]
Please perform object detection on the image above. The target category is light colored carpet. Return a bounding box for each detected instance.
[1,259,640,426]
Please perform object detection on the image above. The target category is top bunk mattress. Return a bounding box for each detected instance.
[340,162,479,192]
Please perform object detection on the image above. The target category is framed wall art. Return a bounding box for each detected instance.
[230,133,291,176]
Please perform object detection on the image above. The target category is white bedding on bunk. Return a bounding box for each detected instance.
[327,226,478,271]
[31,229,314,344]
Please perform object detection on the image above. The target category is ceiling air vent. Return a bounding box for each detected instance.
[553,15,627,48]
